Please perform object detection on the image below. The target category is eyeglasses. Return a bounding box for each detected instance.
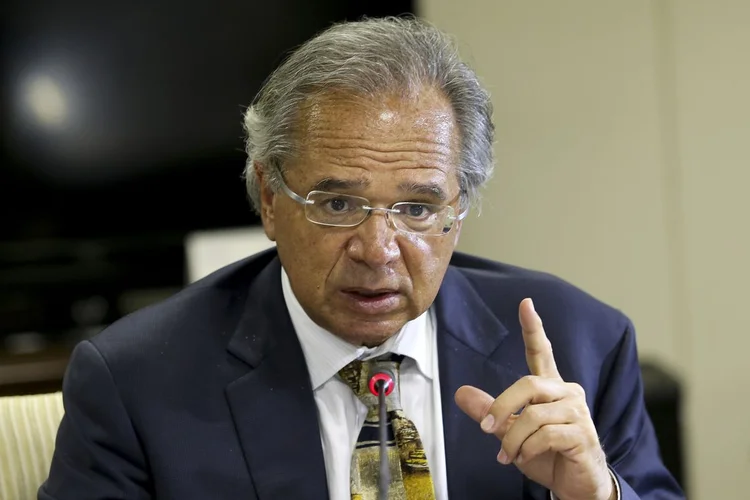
[276,174,468,236]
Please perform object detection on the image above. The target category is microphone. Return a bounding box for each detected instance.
[368,369,395,500]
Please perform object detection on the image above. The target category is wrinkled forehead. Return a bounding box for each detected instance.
[296,87,458,148]
[287,88,462,193]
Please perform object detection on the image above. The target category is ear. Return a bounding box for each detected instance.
[255,161,277,241]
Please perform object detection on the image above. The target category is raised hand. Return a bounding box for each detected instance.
[455,298,616,500]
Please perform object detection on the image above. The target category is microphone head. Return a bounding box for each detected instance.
[368,371,395,396]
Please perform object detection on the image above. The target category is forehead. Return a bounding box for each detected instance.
[298,88,458,143]
[290,88,461,193]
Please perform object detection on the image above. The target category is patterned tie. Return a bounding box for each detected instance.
[338,354,436,500]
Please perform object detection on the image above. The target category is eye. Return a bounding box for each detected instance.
[327,198,348,212]
[403,204,436,219]
[408,205,425,217]
[318,196,358,214]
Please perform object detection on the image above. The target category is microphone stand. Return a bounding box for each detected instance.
[377,379,390,500]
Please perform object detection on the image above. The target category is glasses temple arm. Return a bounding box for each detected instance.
[278,176,313,205]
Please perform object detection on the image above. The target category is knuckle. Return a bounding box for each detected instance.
[522,375,542,390]
[524,338,551,356]
[568,382,586,398]
[568,403,588,421]
[523,404,543,423]
[536,424,557,446]
[541,423,557,438]
[504,413,521,432]
[521,404,538,422]
[480,398,496,419]
[518,442,537,462]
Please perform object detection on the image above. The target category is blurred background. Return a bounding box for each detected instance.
[1,1,748,498]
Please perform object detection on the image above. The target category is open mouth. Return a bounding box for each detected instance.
[343,288,399,299]
[345,289,397,298]
[340,288,401,313]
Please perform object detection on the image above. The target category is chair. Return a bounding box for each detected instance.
[0,392,64,500]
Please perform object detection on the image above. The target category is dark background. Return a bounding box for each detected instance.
[0,0,414,349]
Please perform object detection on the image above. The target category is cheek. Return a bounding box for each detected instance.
[400,234,454,290]
[401,233,434,260]
[278,221,347,280]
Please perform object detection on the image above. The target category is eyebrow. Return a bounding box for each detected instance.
[311,177,370,192]
[309,177,448,202]
[398,181,448,201]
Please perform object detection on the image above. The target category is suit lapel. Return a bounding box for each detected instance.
[225,258,329,499]
[435,266,528,499]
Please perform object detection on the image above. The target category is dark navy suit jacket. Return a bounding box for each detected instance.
[39,249,684,499]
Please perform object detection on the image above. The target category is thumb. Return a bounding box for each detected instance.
[454,385,495,423]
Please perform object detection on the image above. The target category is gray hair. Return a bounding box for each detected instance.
[242,15,494,214]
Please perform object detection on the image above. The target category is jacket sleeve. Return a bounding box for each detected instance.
[38,340,152,499]
[595,320,685,499]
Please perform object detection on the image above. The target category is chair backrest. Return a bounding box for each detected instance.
[0,392,64,500]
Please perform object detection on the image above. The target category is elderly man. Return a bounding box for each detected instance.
[40,16,684,500]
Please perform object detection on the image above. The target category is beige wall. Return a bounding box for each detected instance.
[419,0,750,498]
[669,0,750,496]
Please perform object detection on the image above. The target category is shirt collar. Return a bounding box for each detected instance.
[280,266,434,390]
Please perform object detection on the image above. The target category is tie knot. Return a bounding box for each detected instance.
[339,354,404,411]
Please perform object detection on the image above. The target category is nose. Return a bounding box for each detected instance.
[346,210,401,268]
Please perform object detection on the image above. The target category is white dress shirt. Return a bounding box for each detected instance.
[281,268,449,500]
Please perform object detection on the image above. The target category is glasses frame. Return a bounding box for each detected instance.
[276,174,469,236]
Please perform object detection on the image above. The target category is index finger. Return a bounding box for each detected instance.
[519,298,561,379]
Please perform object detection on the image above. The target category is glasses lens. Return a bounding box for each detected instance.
[305,191,369,227]
[391,203,455,235]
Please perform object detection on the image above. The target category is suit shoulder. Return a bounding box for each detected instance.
[449,252,630,333]
[86,249,276,368]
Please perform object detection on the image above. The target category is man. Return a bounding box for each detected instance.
[40,16,684,500]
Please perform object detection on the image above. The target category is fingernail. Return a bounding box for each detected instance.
[528,298,535,312]
[480,415,495,432]
[497,449,509,464]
